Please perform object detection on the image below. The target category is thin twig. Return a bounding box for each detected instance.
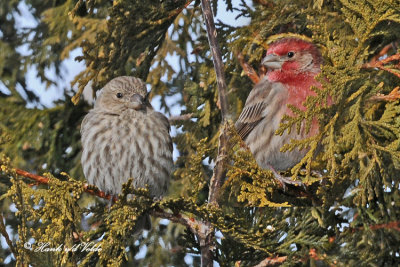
[349,221,400,232]
[368,221,400,231]
[0,213,18,258]
[368,43,395,65]
[369,86,400,102]
[168,113,193,122]
[13,168,117,201]
[151,209,203,235]
[363,53,400,78]
[236,52,261,84]
[252,256,287,267]
[14,168,50,184]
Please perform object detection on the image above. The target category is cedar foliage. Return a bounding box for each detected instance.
[1,0,400,266]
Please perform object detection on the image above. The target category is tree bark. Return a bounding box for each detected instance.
[200,0,230,266]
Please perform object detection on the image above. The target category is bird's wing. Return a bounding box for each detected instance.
[153,111,174,152]
[153,111,171,133]
[235,80,276,140]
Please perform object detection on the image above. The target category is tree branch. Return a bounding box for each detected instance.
[168,113,193,122]
[201,0,229,120]
[363,53,400,78]
[368,221,400,231]
[13,168,117,201]
[349,220,400,232]
[200,0,230,265]
[236,52,261,84]
[369,86,400,102]
[151,209,203,235]
[252,256,287,267]
[367,42,397,65]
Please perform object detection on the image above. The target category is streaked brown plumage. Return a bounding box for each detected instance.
[235,38,323,183]
[81,76,173,229]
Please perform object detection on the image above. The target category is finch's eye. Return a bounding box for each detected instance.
[116,93,123,98]
[287,52,294,58]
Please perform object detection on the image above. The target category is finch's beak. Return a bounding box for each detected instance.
[261,54,283,70]
[128,93,145,110]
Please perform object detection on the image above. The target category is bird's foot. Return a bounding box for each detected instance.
[274,173,304,190]
[299,168,323,178]
[268,165,304,190]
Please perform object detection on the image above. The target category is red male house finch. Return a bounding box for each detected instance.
[81,76,173,228]
[235,38,323,185]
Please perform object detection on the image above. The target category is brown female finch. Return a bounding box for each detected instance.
[81,76,173,229]
[235,38,323,185]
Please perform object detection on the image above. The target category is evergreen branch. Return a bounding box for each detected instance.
[0,213,18,258]
[11,168,208,235]
[252,255,287,267]
[13,168,117,201]
[149,0,193,25]
[12,169,209,245]
[200,0,230,265]
[12,168,211,237]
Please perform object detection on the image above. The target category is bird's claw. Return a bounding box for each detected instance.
[275,173,304,190]
[269,166,304,190]
[299,168,323,178]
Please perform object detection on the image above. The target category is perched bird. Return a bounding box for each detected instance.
[81,76,173,229]
[235,38,323,185]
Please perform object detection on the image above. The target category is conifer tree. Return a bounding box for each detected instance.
[1,0,400,266]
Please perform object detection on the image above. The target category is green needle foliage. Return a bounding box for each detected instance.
[1,0,400,266]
